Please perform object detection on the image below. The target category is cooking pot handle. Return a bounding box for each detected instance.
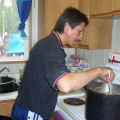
[12,78,20,86]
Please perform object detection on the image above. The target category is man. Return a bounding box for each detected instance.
[12,7,115,120]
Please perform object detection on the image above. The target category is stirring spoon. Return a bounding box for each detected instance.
[108,70,112,94]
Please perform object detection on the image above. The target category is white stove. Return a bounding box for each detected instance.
[56,63,120,120]
[56,90,86,120]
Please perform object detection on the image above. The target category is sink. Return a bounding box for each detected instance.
[0,75,8,77]
[0,77,19,93]
[13,82,19,91]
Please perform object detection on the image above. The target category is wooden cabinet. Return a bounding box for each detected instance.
[113,0,120,15]
[76,0,90,48]
[78,0,89,17]
[45,0,79,37]
[88,0,120,17]
[89,0,113,18]
[78,18,113,49]
[113,0,120,11]
[0,99,15,116]
[0,99,55,119]
[77,0,113,49]
[45,0,113,49]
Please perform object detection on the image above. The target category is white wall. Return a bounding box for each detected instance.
[112,15,120,52]
[64,48,75,56]
[32,0,45,47]
[32,0,39,47]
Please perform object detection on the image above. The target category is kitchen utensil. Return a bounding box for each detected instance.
[108,70,112,94]
[85,82,120,120]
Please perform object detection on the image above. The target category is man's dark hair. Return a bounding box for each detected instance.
[53,7,89,34]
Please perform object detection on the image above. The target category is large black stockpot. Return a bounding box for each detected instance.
[85,82,120,120]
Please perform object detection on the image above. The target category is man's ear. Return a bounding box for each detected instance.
[64,22,71,33]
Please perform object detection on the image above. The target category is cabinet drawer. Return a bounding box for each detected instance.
[0,99,15,116]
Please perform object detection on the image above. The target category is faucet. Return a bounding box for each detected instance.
[0,66,10,73]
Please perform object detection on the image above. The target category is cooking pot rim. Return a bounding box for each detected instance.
[86,87,120,96]
[86,82,120,96]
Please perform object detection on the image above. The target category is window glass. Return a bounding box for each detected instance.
[0,0,29,61]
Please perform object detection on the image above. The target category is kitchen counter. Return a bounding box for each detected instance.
[0,91,18,101]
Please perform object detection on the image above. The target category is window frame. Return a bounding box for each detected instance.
[0,7,32,64]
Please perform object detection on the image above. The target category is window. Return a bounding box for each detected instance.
[0,0,29,62]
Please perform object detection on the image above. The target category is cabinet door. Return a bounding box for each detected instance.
[0,99,15,116]
[88,19,112,49]
[78,18,112,49]
[77,0,90,48]
[113,0,120,13]
[45,0,78,36]
[89,0,113,17]
[78,0,89,17]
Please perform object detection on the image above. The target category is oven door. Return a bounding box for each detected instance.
[55,105,73,120]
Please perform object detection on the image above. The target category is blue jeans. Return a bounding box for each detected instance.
[12,103,49,120]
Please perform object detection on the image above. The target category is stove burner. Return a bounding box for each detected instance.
[64,98,85,105]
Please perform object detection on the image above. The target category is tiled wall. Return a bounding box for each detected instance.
[65,15,120,69]
[76,48,110,68]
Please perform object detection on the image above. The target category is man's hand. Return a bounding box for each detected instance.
[99,67,115,82]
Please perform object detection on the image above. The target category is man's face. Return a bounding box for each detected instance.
[64,22,86,46]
